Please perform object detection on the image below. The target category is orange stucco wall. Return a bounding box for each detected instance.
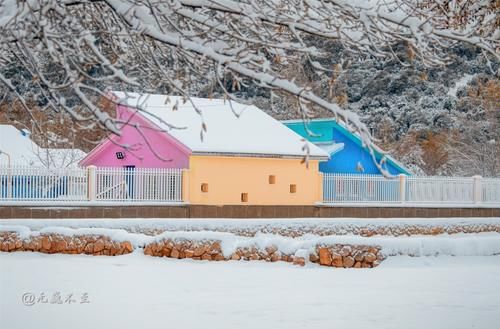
[184,155,323,205]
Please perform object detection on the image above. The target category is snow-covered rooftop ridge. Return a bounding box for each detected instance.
[112,91,329,159]
[0,124,86,168]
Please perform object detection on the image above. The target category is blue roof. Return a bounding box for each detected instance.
[283,118,411,175]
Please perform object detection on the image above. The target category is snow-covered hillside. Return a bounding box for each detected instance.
[249,43,499,176]
[1,42,498,175]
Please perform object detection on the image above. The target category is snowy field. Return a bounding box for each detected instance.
[1,252,500,329]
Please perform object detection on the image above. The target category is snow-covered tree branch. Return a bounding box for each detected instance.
[0,0,498,162]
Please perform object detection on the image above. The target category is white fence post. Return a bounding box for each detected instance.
[87,165,97,201]
[182,169,189,203]
[472,175,482,204]
[7,165,12,199]
[399,174,406,204]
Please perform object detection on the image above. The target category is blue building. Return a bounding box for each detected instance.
[283,119,410,175]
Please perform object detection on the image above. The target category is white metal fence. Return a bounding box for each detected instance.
[323,173,500,206]
[94,167,183,202]
[1,165,499,207]
[0,165,184,204]
[323,174,401,203]
[483,178,500,204]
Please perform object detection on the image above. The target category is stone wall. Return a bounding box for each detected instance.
[315,245,383,268]
[234,222,500,238]
[136,222,500,238]
[0,232,133,255]
[144,239,305,264]
[0,232,383,268]
[142,239,384,267]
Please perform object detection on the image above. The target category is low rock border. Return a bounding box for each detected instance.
[0,232,383,268]
[144,239,383,268]
[4,227,498,266]
[0,232,133,256]
[315,245,383,268]
[137,222,500,238]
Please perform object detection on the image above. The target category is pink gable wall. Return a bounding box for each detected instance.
[80,105,191,168]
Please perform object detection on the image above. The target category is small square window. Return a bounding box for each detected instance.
[268,175,276,184]
[201,183,209,193]
[290,184,297,193]
[241,193,248,202]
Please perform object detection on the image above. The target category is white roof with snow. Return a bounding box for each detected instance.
[0,124,86,168]
[113,92,329,159]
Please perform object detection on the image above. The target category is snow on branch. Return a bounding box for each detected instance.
[0,0,498,166]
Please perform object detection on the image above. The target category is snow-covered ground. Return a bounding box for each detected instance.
[1,252,499,329]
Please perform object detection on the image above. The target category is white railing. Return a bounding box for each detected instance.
[323,174,400,203]
[406,176,474,204]
[1,165,498,207]
[323,174,500,206]
[0,165,184,204]
[0,165,87,202]
[483,178,500,204]
[95,167,183,202]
